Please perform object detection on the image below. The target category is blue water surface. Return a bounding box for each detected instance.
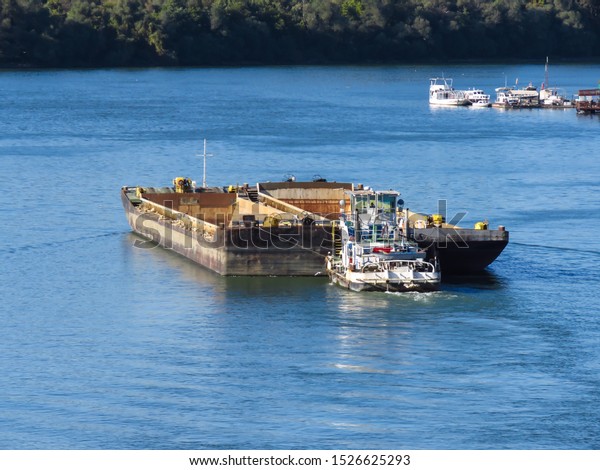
[0,64,599,449]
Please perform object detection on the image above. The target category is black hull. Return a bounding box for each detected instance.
[412,227,509,274]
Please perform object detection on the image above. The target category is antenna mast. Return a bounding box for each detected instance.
[198,138,213,188]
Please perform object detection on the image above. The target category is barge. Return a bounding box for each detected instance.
[121,179,508,276]
[576,89,600,114]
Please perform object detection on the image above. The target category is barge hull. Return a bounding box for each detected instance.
[412,227,509,274]
[121,189,332,276]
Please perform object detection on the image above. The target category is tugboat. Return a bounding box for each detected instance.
[326,189,441,292]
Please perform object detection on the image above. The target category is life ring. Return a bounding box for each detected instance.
[177,179,185,186]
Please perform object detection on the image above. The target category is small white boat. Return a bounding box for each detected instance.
[466,89,491,107]
[472,99,491,108]
[429,77,470,106]
[326,189,441,293]
[492,87,519,108]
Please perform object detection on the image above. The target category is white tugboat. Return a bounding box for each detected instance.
[326,189,441,293]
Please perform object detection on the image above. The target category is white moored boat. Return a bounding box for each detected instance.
[465,89,491,107]
[540,87,574,108]
[429,77,470,106]
[493,82,540,108]
[539,57,574,108]
[326,189,441,293]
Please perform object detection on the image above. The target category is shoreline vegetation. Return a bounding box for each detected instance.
[1,0,599,69]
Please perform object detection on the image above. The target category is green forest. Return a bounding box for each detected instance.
[1,0,599,67]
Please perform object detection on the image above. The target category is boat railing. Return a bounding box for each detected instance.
[356,257,437,273]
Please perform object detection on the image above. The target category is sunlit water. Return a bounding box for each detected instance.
[1,64,599,449]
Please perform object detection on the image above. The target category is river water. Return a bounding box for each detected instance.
[0,64,599,449]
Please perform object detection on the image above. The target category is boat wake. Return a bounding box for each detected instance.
[384,290,458,301]
[1,231,126,255]
[511,241,600,257]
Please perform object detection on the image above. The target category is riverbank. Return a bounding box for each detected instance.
[2,1,599,69]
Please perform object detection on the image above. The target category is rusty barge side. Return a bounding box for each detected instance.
[121,183,348,276]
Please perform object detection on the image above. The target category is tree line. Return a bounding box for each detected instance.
[1,0,599,67]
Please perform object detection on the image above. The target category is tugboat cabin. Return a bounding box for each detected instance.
[346,190,401,243]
